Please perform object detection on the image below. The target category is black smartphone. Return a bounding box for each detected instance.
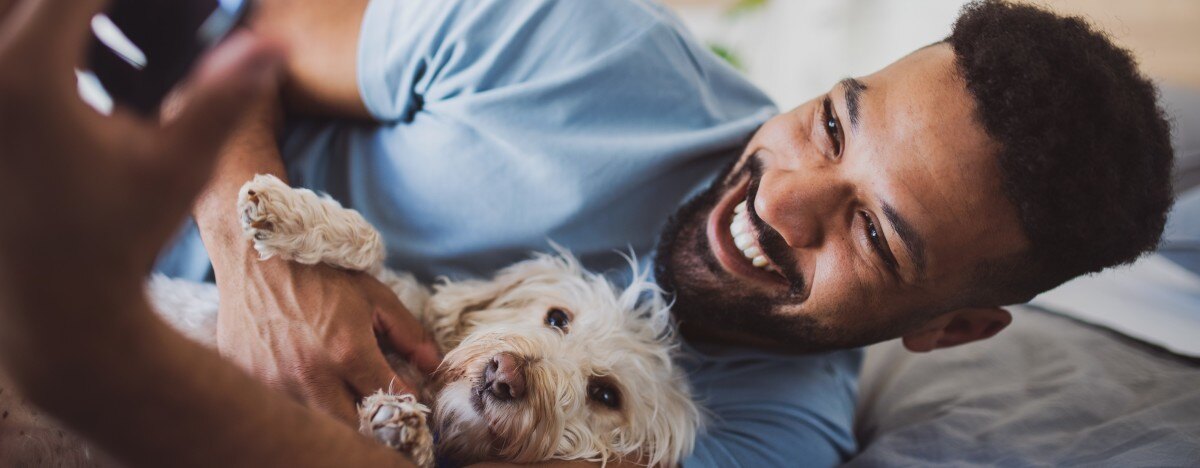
[86,0,253,116]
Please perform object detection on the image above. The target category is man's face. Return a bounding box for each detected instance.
[656,44,1027,352]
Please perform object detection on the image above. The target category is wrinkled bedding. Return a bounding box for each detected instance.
[848,307,1200,467]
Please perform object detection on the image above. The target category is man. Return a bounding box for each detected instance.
[0,0,1174,467]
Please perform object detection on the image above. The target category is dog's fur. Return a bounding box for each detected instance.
[152,174,700,467]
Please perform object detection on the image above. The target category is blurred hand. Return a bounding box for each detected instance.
[0,0,283,304]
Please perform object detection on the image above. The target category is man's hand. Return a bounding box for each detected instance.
[0,0,282,326]
[216,255,442,422]
[192,79,439,424]
[0,3,418,465]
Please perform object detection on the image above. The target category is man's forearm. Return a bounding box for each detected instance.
[192,96,287,273]
[4,297,412,468]
[194,0,373,259]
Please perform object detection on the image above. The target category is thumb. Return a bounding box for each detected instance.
[153,31,284,177]
[370,287,443,375]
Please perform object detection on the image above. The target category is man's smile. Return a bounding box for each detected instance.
[705,174,791,290]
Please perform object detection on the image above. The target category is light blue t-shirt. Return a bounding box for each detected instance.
[157,0,860,465]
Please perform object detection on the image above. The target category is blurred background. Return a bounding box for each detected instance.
[661,0,1200,109]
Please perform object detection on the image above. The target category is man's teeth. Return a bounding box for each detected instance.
[729,201,771,269]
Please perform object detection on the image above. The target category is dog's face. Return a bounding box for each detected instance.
[427,251,698,466]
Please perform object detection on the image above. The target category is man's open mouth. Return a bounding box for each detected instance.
[729,200,774,269]
[706,176,790,288]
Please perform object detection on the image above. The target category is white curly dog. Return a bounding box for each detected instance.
[144,174,701,467]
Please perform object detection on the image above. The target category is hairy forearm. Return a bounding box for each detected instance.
[1,295,412,467]
[194,0,371,260]
[192,95,287,273]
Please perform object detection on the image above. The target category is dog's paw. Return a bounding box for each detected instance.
[237,175,288,242]
[237,174,314,262]
[359,391,435,468]
[235,174,386,271]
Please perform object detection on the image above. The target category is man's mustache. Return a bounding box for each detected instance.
[743,154,807,298]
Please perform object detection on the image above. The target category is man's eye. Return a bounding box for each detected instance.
[860,212,896,269]
[822,96,842,156]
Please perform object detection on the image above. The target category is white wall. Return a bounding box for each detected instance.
[671,0,971,109]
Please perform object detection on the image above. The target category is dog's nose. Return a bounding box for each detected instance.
[485,352,527,401]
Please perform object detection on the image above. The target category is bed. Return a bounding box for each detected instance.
[846,84,1200,466]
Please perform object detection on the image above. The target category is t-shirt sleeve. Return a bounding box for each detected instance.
[682,348,862,468]
[356,0,670,123]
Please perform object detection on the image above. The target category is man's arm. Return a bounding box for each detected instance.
[0,2,412,465]
[7,300,416,468]
[191,92,440,421]
[249,0,373,118]
[190,0,440,422]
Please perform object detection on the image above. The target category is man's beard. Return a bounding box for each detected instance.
[653,157,853,353]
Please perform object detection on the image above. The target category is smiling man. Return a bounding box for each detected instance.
[657,47,1027,354]
[657,11,1173,359]
[136,0,1177,466]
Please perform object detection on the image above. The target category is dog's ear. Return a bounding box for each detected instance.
[428,277,514,318]
[430,249,589,315]
[426,275,523,347]
[426,253,576,345]
[644,374,701,468]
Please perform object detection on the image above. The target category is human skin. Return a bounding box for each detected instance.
[0,0,414,466]
[192,0,441,425]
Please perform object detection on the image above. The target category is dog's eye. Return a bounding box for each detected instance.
[588,382,621,409]
[545,308,570,330]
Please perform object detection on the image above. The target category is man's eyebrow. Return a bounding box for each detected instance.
[880,201,927,277]
[840,77,867,128]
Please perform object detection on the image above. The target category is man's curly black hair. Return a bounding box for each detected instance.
[946,0,1175,304]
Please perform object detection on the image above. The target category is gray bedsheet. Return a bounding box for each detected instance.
[847,307,1200,467]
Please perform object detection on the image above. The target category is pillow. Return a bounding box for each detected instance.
[849,307,1200,467]
[1027,186,1200,358]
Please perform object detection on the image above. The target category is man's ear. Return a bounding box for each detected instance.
[901,307,1012,353]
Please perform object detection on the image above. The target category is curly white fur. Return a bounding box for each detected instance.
[238,174,385,273]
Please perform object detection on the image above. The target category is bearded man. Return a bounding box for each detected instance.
[0,0,1173,466]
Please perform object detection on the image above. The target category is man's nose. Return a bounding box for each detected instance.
[754,166,852,249]
[485,352,527,400]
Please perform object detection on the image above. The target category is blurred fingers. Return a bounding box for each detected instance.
[151,32,283,192]
[0,0,21,22]
[2,0,107,70]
